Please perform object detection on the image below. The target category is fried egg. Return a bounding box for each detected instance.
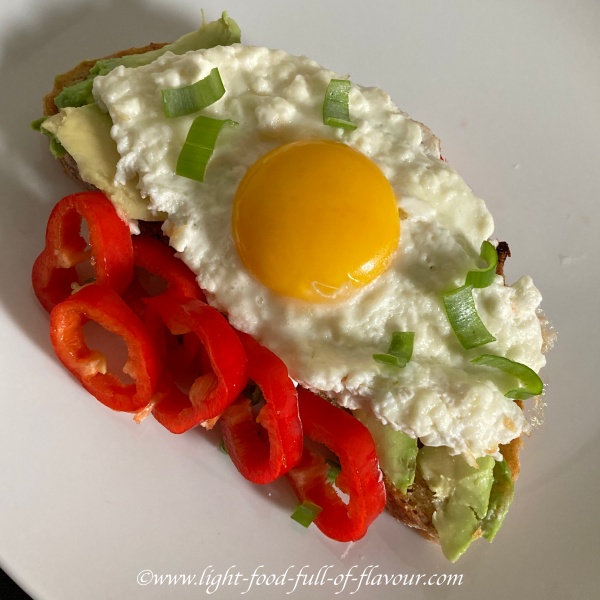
[93,44,545,460]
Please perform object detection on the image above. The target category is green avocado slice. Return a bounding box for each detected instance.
[354,408,418,494]
[418,446,495,562]
[41,104,162,221]
[482,459,514,541]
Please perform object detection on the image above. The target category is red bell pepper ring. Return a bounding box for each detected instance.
[134,235,205,301]
[220,332,303,484]
[49,284,161,413]
[122,234,205,320]
[144,295,248,434]
[286,388,386,542]
[32,191,134,312]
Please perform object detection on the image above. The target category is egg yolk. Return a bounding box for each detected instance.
[232,139,400,302]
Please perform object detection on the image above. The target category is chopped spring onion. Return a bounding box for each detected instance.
[443,285,496,349]
[465,241,499,288]
[176,116,237,182]
[162,67,226,118]
[373,331,415,368]
[322,79,357,130]
[290,501,322,528]
[471,354,543,400]
[326,460,341,484]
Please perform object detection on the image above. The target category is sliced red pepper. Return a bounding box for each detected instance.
[220,332,303,484]
[32,191,133,312]
[286,388,386,542]
[119,235,212,393]
[145,295,248,434]
[122,235,207,335]
[49,284,161,412]
[131,235,205,302]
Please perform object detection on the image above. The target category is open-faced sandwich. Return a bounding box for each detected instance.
[32,11,553,561]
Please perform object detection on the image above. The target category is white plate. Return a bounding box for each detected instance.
[1,0,599,598]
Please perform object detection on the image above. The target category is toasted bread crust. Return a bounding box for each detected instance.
[44,47,530,549]
[384,471,438,542]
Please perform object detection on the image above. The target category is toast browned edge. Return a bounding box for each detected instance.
[43,49,526,547]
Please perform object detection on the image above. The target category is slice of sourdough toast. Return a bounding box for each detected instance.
[39,45,527,555]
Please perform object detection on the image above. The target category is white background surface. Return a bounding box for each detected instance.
[1,0,599,598]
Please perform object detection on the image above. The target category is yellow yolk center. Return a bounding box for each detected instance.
[232,140,400,302]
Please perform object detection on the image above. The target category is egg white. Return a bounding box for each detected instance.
[93,44,545,459]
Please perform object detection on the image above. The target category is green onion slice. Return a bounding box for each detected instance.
[471,354,543,400]
[176,116,237,182]
[219,439,229,455]
[443,285,496,349]
[290,501,322,528]
[373,331,415,368]
[322,79,357,130]
[465,241,499,289]
[326,460,341,484]
[162,67,226,118]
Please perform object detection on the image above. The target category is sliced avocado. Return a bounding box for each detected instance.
[418,447,495,562]
[54,12,241,110]
[53,78,95,111]
[41,104,165,221]
[354,408,417,494]
[432,501,481,561]
[481,459,514,541]
[32,116,66,158]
